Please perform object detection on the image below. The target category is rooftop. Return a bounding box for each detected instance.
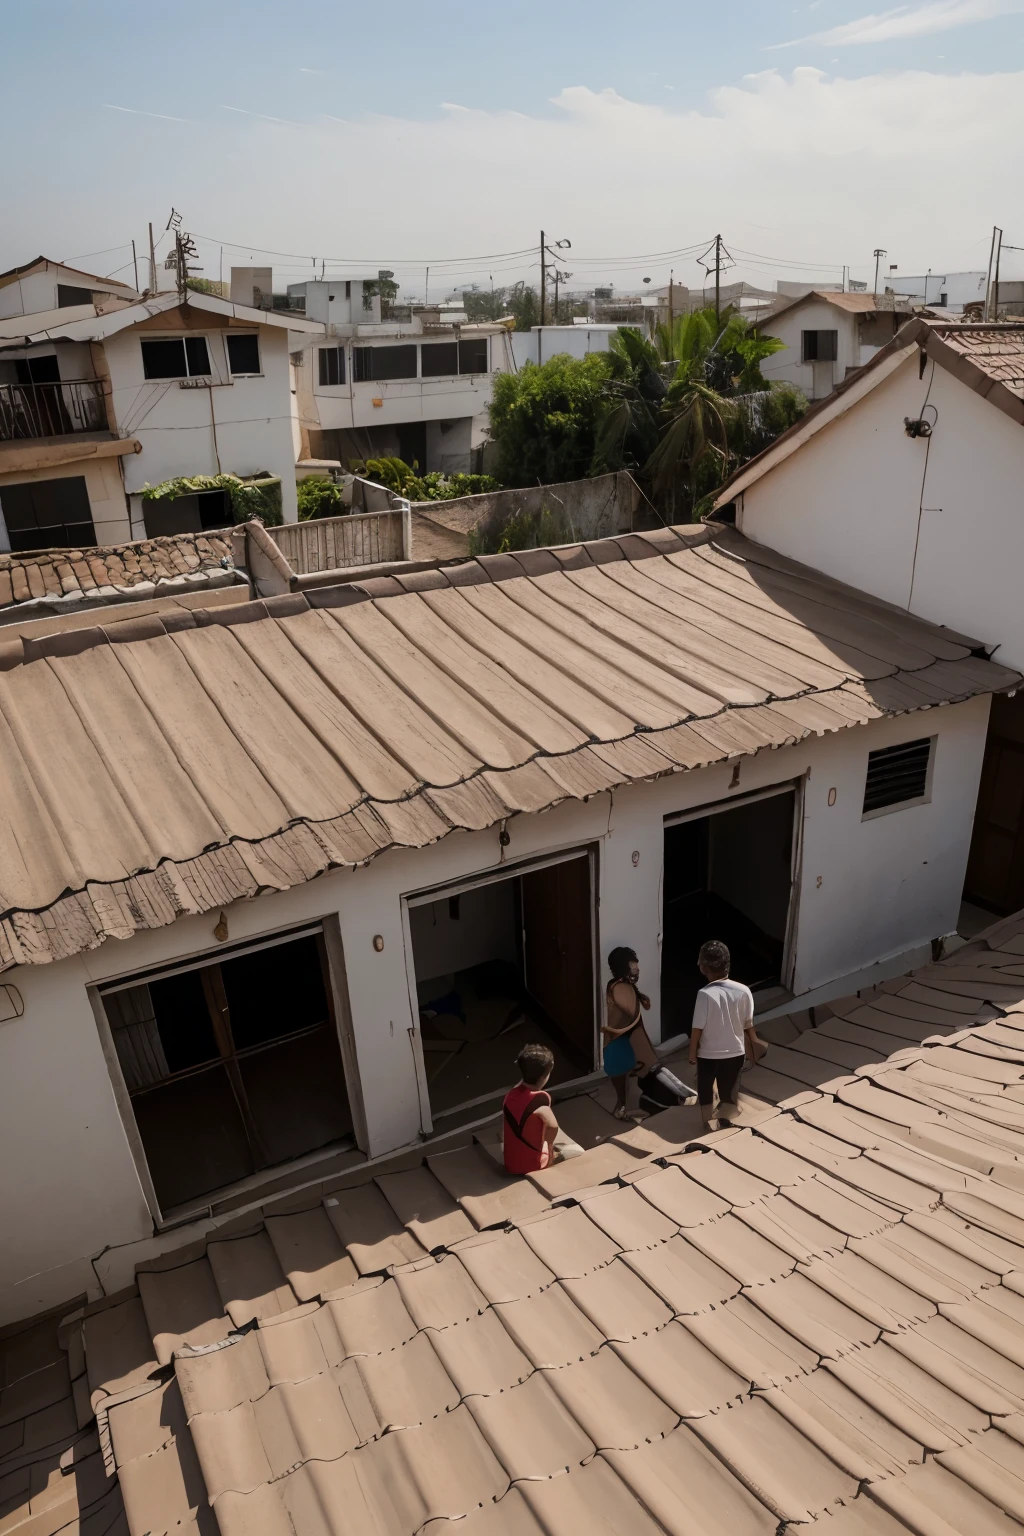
[0,523,1014,969]
[0,529,239,619]
[12,908,1024,1536]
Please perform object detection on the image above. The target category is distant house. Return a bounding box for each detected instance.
[716,317,1024,916]
[762,290,916,401]
[0,270,326,549]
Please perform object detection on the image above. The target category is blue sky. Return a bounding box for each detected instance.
[2,0,1023,295]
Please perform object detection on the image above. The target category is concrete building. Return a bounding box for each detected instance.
[0,518,1013,1324]
[716,318,1024,918]
[762,291,916,401]
[0,282,325,542]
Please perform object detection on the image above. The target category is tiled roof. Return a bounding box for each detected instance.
[39,907,1024,1536]
[932,322,1024,402]
[0,523,1015,969]
[0,531,238,615]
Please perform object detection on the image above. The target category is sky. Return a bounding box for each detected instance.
[1,0,1023,298]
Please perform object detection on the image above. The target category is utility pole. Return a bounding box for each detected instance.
[872,248,886,297]
[668,267,674,336]
[984,226,1000,320]
[993,228,1003,321]
[148,222,157,295]
[131,240,139,291]
[539,230,546,327]
[714,233,722,325]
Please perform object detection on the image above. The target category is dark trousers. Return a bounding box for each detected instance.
[696,1054,745,1107]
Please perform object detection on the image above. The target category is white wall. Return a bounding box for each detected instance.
[509,326,620,369]
[410,879,518,986]
[738,354,1024,667]
[0,272,59,320]
[0,693,989,1322]
[762,301,859,399]
[104,322,300,523]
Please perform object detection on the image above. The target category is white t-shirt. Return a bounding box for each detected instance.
[691,978,754,1059]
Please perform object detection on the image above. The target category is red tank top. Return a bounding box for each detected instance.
[502,1083,552,1175]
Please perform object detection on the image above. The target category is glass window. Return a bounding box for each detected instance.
[141,336,212,380]
[352,345,417,382]
[801,329,838,364]
[421,342,458,377]
[458,337,489,374]
[57,284,93,307]
[0,475,97,552]
[318,347,346,386]
[226,333,261,374]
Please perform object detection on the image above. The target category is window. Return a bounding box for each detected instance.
[421,342,458,377]
[0,475,96,552]
[226,333,261,375]
[863,737,934,816]
[57,284,93,308]
[458,337,489,374]
[318,346,346,386]
[141,336,212,380]
[801,329,838,363]
[101,931,352,1212]
[352,344,417,382]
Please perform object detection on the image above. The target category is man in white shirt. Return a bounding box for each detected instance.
[688,939,759,1128]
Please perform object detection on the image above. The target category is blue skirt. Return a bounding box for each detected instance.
[604,1035,637,1077]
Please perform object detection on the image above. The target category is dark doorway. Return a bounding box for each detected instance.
[397,421,427,471]
[964,693,1024,915]
[409,853,595,1120]
[661,791,795,1039]
[143,488,232,538]
[102,931,353,1213]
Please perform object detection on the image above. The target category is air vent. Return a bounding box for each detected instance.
[863,737,933,815]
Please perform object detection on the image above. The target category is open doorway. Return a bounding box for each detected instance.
[661,787,797,1039]
[408,851,596,1121]
[964,693,1024,921]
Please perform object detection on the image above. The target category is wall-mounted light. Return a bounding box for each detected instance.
[631,850,640,867]
[373,935,384,952]
[828,788,837,807]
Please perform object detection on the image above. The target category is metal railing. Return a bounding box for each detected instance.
[0,379,107,441]
[271,506,410,574]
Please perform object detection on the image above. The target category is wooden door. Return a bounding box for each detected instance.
[965,695,1024,914]
[521,856,595,1063]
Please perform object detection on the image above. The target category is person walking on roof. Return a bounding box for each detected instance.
[689,939,759,1128]
[502,1044,584,1175]
[602,946,661,1119]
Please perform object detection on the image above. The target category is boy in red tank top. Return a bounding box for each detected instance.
[503,1044,584,1175]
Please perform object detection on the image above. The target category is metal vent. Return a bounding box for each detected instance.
[863,737,932,814]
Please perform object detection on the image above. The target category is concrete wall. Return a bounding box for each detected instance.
[103,322,300,526]
[762,301,859,399]
[509,326,622,369]
[0,452,131,548]
[0,693,989,1323]
[737,354,1024,668]
[410,469,639,555]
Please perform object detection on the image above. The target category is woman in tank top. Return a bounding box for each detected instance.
[603,945,659,1118]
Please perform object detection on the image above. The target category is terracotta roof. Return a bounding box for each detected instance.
[769,289,915,318]
[0,523,1014,970]
[0,530,239,617]
[38,906,1024,1536]
[716,319,1024,509]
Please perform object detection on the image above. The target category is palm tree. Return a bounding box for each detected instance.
[590,326,666,474]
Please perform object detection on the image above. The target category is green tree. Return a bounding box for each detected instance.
[506,282,540,332]
[591,327,666,475]
[462,287,508,321]
[488,352,612,486]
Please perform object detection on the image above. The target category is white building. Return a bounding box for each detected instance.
[762,290,916,401]
[0,518,1012,1322]
[887,271,987,312]
[716,317,1024,918]
[271,275,515,476]
[0,277,325,542]
[509,324,624,369]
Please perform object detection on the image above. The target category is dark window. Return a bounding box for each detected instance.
[421,342,458,377]
[352,344,417,382]
[801,329,838,363]
[458,337,489,374]
[318,346,346,386]
[103,931,353,1212]
[143,489,232,538]
[0,475,96,552]
[863,738,933,815]
[141,335,211,379]
[15,356,60,384]
[57,284,93,307]
[226,333,261,374]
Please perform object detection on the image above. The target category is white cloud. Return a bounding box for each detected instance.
[14,68,1022,286]
[773,0,1024,48]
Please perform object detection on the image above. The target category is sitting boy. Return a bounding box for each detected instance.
[503,1044,584,1174]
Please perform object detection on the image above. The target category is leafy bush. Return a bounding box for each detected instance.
[488,353,613,487]
[468,503,570,557]
[296,475,343,521]
[353,458,500,502]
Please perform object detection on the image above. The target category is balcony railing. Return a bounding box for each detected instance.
[0,380,107,442]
